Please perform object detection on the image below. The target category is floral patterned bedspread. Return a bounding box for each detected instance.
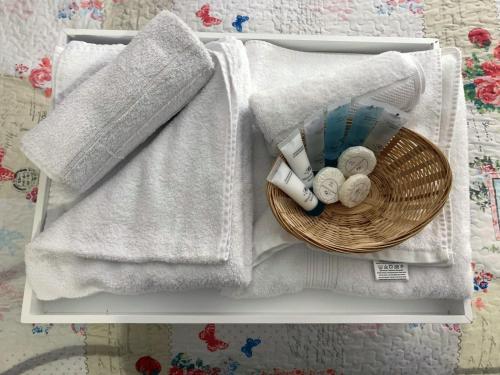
[0,1,499,374]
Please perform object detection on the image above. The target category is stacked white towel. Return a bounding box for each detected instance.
[25,37,254,300]
[25,31,470,302]
[247,41,452,267]
[225,47,472,300]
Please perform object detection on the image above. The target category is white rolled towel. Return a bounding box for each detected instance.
[53,41,126,105]
[22,11,214,193]
[250,51,425,155]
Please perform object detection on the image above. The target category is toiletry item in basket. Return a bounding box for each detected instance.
[344,102,384,148]
[338,146,377,177]
[363,106,409,154]
[303,112,325,172]
[313,167,345,204]
[339,174,371,208]
[278,129,314,188]
[267,159,324,216]
[324,100,351,167]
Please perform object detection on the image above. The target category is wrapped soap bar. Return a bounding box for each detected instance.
[313,167,345,204]
[339,174,371,208]
[338,146,377,177]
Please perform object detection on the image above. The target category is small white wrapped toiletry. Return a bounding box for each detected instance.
[338,146,377,177]
[303,112,325,172]
[324,100,351,167]
[267,159,324,216]
[313,167,345,204]
[344,101,384,149]
[363,106,409,154]
[278,129,314,188]
[339,174,371,208]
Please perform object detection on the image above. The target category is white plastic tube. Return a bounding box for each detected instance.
[267,159,324,216]
[278,129,314,188]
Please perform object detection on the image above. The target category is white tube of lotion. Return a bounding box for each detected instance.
[267,159,319,212]
[278,128,314,188]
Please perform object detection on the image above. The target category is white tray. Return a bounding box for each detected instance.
[21,30,472,324]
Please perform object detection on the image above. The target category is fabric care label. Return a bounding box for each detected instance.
[373,261,409,281]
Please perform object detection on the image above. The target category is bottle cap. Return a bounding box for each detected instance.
[306,200,325,217]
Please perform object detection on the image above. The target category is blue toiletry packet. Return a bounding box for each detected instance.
[344,104,384,148]
[324,101,350,167]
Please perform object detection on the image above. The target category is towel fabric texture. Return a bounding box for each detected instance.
[225,47,472,300]
[250,48,425,155]
[25,38,253,300]
[43,41,126,222]
[53,41,126,105]
[21,11,214,193]
[32,37,237,265]
[248,41,452,266]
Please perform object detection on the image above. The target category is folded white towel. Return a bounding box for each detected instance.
[25,38,254,300]
[250,49,425,155]
[246,40,442,148]
[22,11,214,193]
[248,41,452,266]
[225,48,472,300]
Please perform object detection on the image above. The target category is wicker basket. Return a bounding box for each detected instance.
[266,127,452,253]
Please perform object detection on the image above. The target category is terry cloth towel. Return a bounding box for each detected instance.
[40,42,126,224]
[53,41,126,105]
[250,49,425,155]
[35,37,233,265]
[225,48,472,300]
[25,37,254,300]
[21,11,214,193]
[248,42,451,266]
[246,41,441,155]
[253,199,452,267]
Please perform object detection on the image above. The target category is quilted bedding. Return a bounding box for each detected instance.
[0,0,499,374]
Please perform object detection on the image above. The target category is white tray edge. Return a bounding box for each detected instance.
[21,32,473,324]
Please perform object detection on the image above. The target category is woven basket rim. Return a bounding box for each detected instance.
[266,127,452,254]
